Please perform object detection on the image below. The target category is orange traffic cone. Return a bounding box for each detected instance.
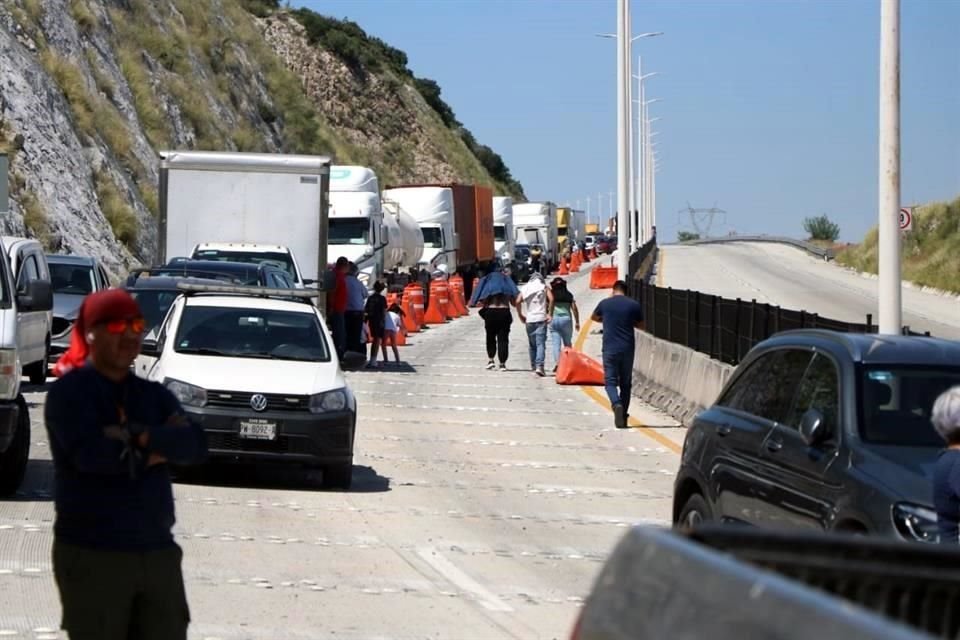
[449,276,469,317]
[570,252,581,273]
[558,259,569,275]
[555,347,605,385]
[445,279,463,319]
[424,280,448,324]
[406,284,425,326]
[396,326,408,346]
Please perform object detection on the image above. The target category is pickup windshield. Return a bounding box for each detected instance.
[861,366,960,446]
[191,249,297,281]
[50,264,95,295]
[174,306,330,362]
[329,218,370,245]
[421,227,443,248]
[129,290,181,337]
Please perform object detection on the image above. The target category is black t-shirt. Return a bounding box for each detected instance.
[365,293,388,329]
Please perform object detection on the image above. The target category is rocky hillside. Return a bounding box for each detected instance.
[0,0,524,277]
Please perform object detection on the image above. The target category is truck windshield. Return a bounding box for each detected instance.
[191,250,297,280]
[421,227,443,248]
[860,366,960,446]
[329,218,370,245]
[174,306,330,362]
[557,226,568,237]
[521,229,543,245]
[494,225,507,242]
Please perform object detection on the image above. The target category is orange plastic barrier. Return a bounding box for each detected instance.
[406,284,425,326]
[424,280,449,324]
[447,275,469,317]
[590,266,618,289]
[555,348,605,385]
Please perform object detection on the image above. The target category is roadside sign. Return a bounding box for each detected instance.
[899,207,913,232]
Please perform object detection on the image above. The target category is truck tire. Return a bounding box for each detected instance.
[0,398,30,497]
[26,338,50,385]
[677,493,713,529]
[324,463,353,490]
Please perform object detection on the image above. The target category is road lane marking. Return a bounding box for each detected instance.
[416,547,514,612]
[573,317,682,454]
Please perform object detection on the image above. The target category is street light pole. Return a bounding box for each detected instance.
[878,0,901,335]
[643,109,661,241]
[616,0,630,278]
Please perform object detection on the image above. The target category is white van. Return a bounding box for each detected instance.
[3,237,53,384]
[0,238,52,494]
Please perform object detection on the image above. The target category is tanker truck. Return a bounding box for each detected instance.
[328,165,423,287]
[493,196,514,267]
[381,183,494,297]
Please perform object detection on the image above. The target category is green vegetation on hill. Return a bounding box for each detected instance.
[837,195,960,294]
[283,5,525,198]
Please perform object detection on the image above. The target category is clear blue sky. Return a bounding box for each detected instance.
[295,0,959,242]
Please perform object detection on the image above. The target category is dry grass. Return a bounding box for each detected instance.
[19,189,53,249]
[94,170,138,249]
[837,195,960,293]
[69,0,97,33]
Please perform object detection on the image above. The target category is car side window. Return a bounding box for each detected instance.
[17,254,40,293]
[785,353,840,434]
[716,355,774,412]
[718,350,812,423]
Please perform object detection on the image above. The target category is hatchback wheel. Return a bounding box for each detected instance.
[678,493,713,529]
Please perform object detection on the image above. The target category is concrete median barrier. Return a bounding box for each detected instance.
[630,330,735,426]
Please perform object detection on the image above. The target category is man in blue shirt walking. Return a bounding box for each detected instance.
[45,289,208,639]
[592,280,645,429]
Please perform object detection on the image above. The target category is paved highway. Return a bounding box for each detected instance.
[660,242,960,340]
[0,263,683,640]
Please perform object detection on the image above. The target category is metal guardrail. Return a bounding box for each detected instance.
[679,234,836,261]
[576,526,934,640]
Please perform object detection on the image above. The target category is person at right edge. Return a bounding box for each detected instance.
[45,288,208,639]
[931,386,960,543]
[591,280,645,429]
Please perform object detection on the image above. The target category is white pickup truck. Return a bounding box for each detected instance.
[137,283,357,489]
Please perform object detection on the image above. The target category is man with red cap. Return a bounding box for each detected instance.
[45,288,207,639]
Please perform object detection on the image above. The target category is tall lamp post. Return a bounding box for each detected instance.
[878,0,901,334]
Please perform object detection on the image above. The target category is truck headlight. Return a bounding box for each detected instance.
[892,502,939,543]
[165,379,208,408]
[309,388,348,413]
[358,272,371,286]
[0,349,18,400]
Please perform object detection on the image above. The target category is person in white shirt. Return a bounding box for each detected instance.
[516,272,553,376]
[382,303,403,364]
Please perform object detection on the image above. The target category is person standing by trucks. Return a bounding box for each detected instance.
[326,257,349,359]
[344,262,368,356]
[45,289,208,639]
[364,281,388,369]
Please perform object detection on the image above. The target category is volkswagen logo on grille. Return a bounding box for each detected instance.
[250,394,268,412]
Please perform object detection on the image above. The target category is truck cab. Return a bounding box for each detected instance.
[328,166,386,288]
[512,202,558,273]
[382,187,457,274]
[493,196,514,266]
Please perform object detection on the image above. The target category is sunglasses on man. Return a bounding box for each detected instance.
[101,317,146,335]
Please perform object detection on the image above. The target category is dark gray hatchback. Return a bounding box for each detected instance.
[673,330,960,543]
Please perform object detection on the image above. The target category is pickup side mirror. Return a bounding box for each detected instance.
[140,338,161,358]
[17,280,53,312]
[800,408,830,446]
[302,278,316,286]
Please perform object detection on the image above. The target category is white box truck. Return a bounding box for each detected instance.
[158,151,331,286]
[513,202,558,271]
[493,196,514,266]
[328,166,423,287]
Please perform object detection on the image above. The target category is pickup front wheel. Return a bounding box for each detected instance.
[323,463,353,490]
[677,493,713,529]
[0,399,30,497]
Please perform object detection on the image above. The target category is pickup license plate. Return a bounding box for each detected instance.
[239,419,277,441]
